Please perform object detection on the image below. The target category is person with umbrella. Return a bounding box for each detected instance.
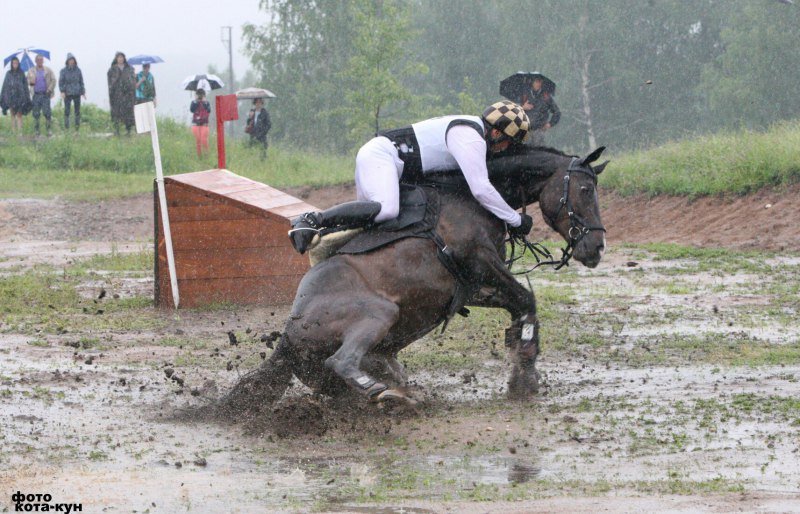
[135,63,157,106]
[245,97,271,160]
[1,57,32,135]
[59,53,86,131]
[107,52,136,136]
[500,72,560,147]
[189,88,211,157]
[518,75,560,147]
[26,54,56,137]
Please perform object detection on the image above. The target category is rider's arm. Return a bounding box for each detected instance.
[446,125,522,227]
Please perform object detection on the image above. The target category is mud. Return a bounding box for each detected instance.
[1,189,799,512]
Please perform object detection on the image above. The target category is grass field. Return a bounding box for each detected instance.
[2,112,800,199]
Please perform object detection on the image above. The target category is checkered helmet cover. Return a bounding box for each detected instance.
[482,101,530,142]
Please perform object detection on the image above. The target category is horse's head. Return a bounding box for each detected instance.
[487,145,608,268]
[538,147,608,268]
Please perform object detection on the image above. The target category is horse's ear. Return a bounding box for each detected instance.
[593,160,610,175]
[581,146,606,166]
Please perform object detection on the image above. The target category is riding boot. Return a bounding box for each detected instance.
[288,201,382,254]
[34,117,40,136]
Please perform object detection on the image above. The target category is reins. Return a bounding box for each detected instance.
[506,157,605,274]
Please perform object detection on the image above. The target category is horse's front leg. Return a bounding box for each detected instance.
[469,255,540,398]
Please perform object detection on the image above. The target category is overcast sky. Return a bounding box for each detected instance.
[0,0,266,120]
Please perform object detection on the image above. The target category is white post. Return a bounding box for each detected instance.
[135,102,180,308]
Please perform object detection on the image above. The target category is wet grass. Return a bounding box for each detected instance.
[604,120,800,196]
[0,251,161,334]
[0,130,352,200]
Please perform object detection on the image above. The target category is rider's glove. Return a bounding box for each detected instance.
[508,213,533,238]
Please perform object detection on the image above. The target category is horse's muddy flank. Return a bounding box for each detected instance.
[2,197,800,512]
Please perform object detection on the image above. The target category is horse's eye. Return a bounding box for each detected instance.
[580,185,594,194]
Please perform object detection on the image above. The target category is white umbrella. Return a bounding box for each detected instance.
[236,87,277,99]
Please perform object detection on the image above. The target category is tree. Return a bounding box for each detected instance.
[701,0,800,130]
[333,0,427,145]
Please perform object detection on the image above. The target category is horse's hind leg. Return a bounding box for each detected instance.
[324,298,401,400]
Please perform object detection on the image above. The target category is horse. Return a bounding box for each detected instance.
[222,145,608,411]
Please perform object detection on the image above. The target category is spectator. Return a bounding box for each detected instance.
[189,89,211,157]
[245,98,271,160]
[135,63,156,106]
[26,55,56,137]
[107,52,136,136]
[59,53,86,131]
[0,57,32,135]
[519,77,560,147]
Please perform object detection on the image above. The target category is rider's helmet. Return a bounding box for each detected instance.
[482,100,530,143]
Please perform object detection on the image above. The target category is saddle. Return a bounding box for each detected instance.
[336,184,439,255]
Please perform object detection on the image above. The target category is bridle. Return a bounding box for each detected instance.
[507,157,605,272]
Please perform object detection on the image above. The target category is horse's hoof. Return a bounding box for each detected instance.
[373,388,418,407]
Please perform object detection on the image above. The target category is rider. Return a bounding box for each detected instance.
[288,101,534,254]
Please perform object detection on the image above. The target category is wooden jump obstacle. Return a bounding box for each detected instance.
[154,169,316,308]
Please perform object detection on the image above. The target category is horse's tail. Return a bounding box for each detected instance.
[215,335,294,419]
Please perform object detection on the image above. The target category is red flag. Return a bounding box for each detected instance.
[215,94,239,168]
[216,94,239,123]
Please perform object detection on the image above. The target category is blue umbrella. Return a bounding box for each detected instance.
[128,54,164,65]
[4,48,50,72]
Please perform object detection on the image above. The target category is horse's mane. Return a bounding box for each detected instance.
[485,144,577,185]
[415,145,574,208]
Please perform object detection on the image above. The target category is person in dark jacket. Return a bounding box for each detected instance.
[107,52,136,136]
[245,98,271,160]
[519,77,560,146]
[59,53,86,131]
[0,57,32,135]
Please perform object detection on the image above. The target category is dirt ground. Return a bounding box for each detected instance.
[1,185,799,513]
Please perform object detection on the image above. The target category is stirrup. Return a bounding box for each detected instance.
[288,212,321,254]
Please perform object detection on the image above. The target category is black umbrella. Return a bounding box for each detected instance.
[181,74,224,91]
[499,71,556,101]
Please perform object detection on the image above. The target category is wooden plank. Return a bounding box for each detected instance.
[164,185,222,208]
[157,275,302,308]
[164,203,259,222]
[167,221,292,251]
[268,202,315,219]
[158,248,308,279]
[165,170,318,218]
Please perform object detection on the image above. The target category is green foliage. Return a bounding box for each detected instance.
[702,1,800,130]
[330,0,427,146]
[243,0,800,155]
[0,132,352,199]
[604,120,800,196]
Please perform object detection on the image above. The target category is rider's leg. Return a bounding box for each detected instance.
[288,136,403,254]
[288,201,382,254]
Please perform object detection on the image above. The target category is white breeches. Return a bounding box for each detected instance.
[354,136,405,222]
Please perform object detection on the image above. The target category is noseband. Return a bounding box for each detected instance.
[508,157,605,272]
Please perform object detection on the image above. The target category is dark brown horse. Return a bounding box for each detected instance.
[223,146,608,409]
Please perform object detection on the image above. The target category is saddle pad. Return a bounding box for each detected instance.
[337,185,439,255]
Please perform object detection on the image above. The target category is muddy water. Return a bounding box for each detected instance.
[2,239,800,511]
